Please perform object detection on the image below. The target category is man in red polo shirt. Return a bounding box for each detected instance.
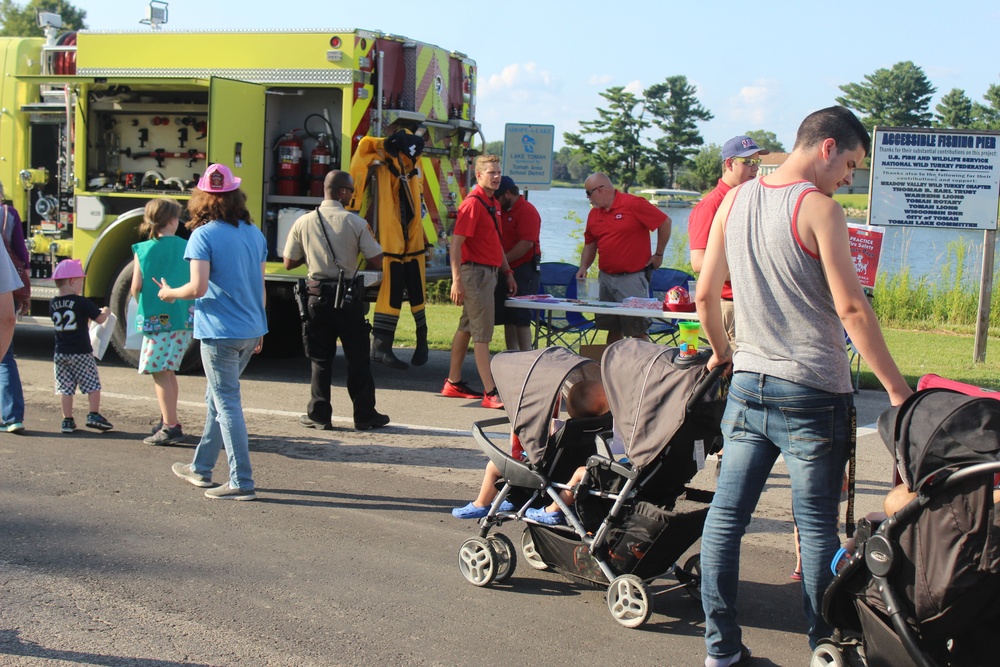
[441,155,517,409]
[689,135,769,342]
[576,172,671,343]
[493,175,541,351]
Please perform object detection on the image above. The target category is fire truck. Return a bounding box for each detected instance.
[0,13,479,367]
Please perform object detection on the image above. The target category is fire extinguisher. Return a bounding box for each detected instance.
[308,134,332,198]
[275,131,303,196]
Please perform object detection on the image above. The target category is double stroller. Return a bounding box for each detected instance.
[456,339,728,627]
[812,384,1000,667]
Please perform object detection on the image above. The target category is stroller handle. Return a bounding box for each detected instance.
[685,363,727,413]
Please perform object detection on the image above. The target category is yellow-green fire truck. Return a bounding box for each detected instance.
[0,21,479,366]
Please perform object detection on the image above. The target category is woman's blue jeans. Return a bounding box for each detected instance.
[0,343,24,424]
[191,338,257,490]
[701,372,852,659]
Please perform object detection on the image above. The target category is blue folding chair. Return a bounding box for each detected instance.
[647,267,694,345]
[534,262,598,351]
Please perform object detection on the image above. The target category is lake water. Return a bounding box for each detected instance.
[525,187,998,284]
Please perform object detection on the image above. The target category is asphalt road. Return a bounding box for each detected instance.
[0,326,896,667]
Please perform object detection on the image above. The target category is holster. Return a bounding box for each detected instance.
[294,279,310,322]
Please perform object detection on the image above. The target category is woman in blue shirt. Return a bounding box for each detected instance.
[158,163,268,501]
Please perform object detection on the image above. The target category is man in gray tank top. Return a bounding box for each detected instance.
[694,107,912,667]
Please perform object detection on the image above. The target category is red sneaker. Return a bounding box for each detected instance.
[441,379,483,399]
[481,390,504,410]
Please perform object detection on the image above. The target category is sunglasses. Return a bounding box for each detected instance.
[585,184,605,197]
[732,157,762,167]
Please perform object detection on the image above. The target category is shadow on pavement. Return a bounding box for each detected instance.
[0,629,213,666]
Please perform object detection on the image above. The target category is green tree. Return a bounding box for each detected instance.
[566,151,589,183]
[933,89,975,128]
[636,161,665,189]
[483,140,503,156]
[676,143,722,192]
[0,0,86,36]
[644,75,713,186]
[564,86,649,192]
[972,83,1000,130]
[836,61,936,131]
[744,129,785,153]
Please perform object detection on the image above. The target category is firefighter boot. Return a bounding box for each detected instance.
[411,325,429,366]
[370,333,408,370]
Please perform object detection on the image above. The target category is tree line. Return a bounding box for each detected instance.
[536,63,1000,193]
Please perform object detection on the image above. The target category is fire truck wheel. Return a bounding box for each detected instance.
[108,259,202,374]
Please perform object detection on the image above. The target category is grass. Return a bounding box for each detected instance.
[387,302,1000,392]
[833,193,869,210]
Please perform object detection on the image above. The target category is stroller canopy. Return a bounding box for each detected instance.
[602,339,711,471]
[491,348,602,466]
[878,388,1000,489]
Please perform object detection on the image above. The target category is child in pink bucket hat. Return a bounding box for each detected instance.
[49,259,114,433]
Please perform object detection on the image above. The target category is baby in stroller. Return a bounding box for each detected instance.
[814,386,1000,667]
[451,378,610,520]
[456,341,727,629]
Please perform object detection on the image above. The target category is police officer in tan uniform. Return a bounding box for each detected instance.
[283,170,390,431]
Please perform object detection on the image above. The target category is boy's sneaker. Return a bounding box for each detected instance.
[204,483,257,501]
[60,418,76,434]
[144,424,185,446]
[86,412,113,431]
[441,379,483,399]
[481,389,504,410]
[172,462,212,488]
[1,421,25,434]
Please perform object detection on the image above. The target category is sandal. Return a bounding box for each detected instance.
[451,502,489,519]
[526,507,565,525]
[790,570,802,581]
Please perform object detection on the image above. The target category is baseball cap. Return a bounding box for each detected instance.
[722,136,770,160]
[496,175,518,195]
[196,163,241,193]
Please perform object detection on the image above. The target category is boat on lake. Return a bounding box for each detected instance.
[639,188,702,208]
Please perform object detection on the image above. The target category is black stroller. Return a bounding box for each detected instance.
[456,340,727,628]
[812,388,1000,667]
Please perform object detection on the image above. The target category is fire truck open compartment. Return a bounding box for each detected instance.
[263,86,345,199]
[84,87,209,194]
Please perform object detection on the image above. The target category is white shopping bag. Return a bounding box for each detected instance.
[89,312,116,360]
[124,298,142,351]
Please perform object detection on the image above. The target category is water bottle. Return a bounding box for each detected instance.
[434,239,448,268]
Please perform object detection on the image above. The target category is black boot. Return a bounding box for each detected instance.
[411,325,429,366]
[370,333,408,370]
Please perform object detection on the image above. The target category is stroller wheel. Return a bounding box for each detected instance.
[458,537,498,587]
[809,643,847,667]
[607,574,653,628]
[487,534,517,583]
[681,554,702,602]
[520,527,548,571]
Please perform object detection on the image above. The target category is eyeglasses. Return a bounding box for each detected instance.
[585,184,605,197]
[338,186,355,193]
[731,157,762,167]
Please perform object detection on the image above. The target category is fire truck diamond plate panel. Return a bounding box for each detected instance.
[76,68,355,84]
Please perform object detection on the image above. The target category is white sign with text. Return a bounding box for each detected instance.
[502,123,554,189]
[869,127,1000,230]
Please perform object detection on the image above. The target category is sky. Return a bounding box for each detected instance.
[73,0,1000,152]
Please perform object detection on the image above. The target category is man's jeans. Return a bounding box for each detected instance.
[0,343,24,424]
[191,338,257,490]
[701,372,852,658]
